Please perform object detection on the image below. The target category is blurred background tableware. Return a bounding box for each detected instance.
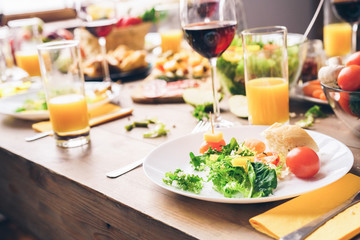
[321,82,360,137]
[76,0,117,83]
[323,0,352,58]
[155,2,183,54]
[37,40,90,148]
[7,18,43,80]
[242,26,289,125]
[300,39,326,83]
[330,0,360,54]
[180,0,237,128]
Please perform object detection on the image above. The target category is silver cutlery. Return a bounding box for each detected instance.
[25,130,53,142]
[280,190,360,240]
[106,120,210,178]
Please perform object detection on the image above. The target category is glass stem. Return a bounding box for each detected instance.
[352,22,358,53]
[210,58,221,123]
[98,36,111,82]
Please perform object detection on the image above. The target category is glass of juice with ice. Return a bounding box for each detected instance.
[241,26,289,125]
[37,40,90,148]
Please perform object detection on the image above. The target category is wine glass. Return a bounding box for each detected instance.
[180,0,237,128]
[331,0,360,53]
[77,0,117,83]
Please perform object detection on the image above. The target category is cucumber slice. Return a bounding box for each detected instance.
[183,88,223,110]
[228,95,248,118]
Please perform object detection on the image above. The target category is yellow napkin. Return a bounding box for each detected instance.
[32,103,133,133]
[250,173,360,240]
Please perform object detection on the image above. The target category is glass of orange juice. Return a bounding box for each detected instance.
[241,26,289,125]
[37,40,90,148]
[8,18,43,78]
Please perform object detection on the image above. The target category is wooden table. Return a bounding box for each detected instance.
[0,81,359,240]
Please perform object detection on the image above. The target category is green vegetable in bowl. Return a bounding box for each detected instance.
[217,34,306,95]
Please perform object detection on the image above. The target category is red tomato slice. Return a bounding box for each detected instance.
[199,139,226,154]
[254,152,280,166]
[286,147,319,179]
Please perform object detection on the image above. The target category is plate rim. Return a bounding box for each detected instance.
[143,125,354,204]
[0,82,121,120]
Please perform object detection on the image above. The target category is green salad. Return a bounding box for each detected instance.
[163,138,280,198]
[217,34,305,95]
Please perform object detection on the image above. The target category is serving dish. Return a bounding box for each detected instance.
[143,126,353,203]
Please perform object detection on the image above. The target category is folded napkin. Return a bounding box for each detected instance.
[250,173,360,240]
[32,103,133,133]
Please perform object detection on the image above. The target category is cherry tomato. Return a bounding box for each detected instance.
[254,152,280,166]
[199,139,226,154]
[286,147,319,179]
[337,65,360,91]
[346,51,360,66]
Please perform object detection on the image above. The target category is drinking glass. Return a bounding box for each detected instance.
[77,0,117,83]
[241,26,289,125]
[8,18,43,79]
[180,0,237,128]
[37,40,90,148]
[331,0,360,53]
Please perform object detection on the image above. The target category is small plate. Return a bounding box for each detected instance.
[0,82,121,121]
[143,126,353,204]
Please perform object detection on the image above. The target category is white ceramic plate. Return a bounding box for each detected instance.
[0,82,121,121]
[143,126,354,204]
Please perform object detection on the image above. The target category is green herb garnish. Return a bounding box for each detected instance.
[163,169,204,194]
[296,105,328,128]
[192,105,210,121]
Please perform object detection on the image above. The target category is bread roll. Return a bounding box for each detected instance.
[261,123,319,157]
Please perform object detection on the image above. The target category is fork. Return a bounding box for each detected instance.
[106,120,210,178]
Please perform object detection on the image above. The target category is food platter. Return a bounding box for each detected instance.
[0,82,121,121]
[143,126,353,204]
[290,83,328,105]
[84,64,151,82]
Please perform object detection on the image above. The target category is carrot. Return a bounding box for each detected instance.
[302,84,322,97]
[319,92,327,101]
[307,79,321,85]
[312,89,324,99]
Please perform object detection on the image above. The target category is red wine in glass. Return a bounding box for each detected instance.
[197,1,219,18]
[183,21,236,58]
[84,19,115,83]
[332,0,360,23]
[85,19,114,38]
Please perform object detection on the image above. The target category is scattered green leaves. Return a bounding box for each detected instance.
[125,118,170,138]
[163,169,204,194]
[192,105,210,121]
[140,8,167,23]
[296,105,328,128]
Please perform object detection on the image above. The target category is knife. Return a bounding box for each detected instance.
[106,158,144,178]
[280,190,360,240]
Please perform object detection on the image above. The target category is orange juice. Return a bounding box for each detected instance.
[160,29,183,53]
[246,77,289,125]
[48,94,90,134]
[15,51,41,76]
[323,23,351,57]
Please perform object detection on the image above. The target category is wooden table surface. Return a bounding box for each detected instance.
[0,81,359,240]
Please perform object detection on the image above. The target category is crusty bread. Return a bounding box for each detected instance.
[261,123,319,157]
